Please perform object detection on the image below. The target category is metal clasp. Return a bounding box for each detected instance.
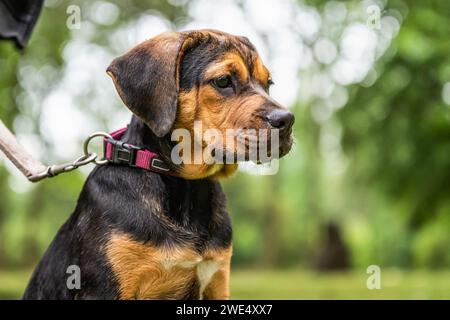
[151,158,170,172]
[28,131,112,182]
[28,153,98,182]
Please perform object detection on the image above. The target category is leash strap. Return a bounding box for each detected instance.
[0,120,47,179]
[0,121,172,183]
[103,127,172,174]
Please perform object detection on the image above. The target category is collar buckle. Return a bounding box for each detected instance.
[108,139,141,167]
[103,127,174,176]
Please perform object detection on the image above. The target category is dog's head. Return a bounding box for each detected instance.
[107,29,294,179]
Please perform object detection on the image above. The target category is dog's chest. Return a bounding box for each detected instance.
[105,233,229,299]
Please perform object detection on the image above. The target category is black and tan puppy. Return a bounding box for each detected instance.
[23,29,294,299]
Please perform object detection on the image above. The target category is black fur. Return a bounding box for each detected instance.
[179,37,229,90]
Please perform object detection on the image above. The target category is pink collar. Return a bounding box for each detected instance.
[103,127,173,175]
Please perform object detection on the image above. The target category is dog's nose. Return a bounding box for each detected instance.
[266,109,295,134]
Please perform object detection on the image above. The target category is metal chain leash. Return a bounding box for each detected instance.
[28,132,112,182]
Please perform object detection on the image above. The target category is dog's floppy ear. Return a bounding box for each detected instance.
[107,32,199,137]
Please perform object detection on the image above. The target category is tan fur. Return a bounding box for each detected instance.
[106,233,232,300]
[173,51,271,180]
[204,52,249,83]
[202,247,232,299]
[252,56,271,87]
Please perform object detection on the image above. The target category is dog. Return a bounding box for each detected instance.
[23,29,294,299]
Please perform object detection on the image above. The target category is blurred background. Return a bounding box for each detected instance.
[1,0,450,299]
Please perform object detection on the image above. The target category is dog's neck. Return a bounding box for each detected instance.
[122,116,175,169]
[122,116,238,180]
[120,116,223,229]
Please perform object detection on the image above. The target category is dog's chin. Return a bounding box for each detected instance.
[253,142,292,164]
[257,134,293,161]
[278,135,294,158]
[215,135,293,164]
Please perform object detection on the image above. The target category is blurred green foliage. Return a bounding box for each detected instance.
[0,0,449,299]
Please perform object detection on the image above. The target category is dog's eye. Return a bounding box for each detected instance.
[213,76,232,89]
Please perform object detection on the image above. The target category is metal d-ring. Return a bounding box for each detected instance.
[83,132,112,165]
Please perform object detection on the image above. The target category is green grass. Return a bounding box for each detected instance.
[231,269,450,299]
[1,269,450,299]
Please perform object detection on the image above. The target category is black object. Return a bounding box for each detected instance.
[314,222,350,271]
[0,0,44,49]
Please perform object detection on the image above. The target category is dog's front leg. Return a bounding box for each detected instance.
[202,267,230,300]
[202,246,232,300]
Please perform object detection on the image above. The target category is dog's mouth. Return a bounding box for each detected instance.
[170,125,294,166]
[205,129,294,164]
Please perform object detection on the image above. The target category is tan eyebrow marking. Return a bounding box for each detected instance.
[204,52,249,83]
[252,56,271,86]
